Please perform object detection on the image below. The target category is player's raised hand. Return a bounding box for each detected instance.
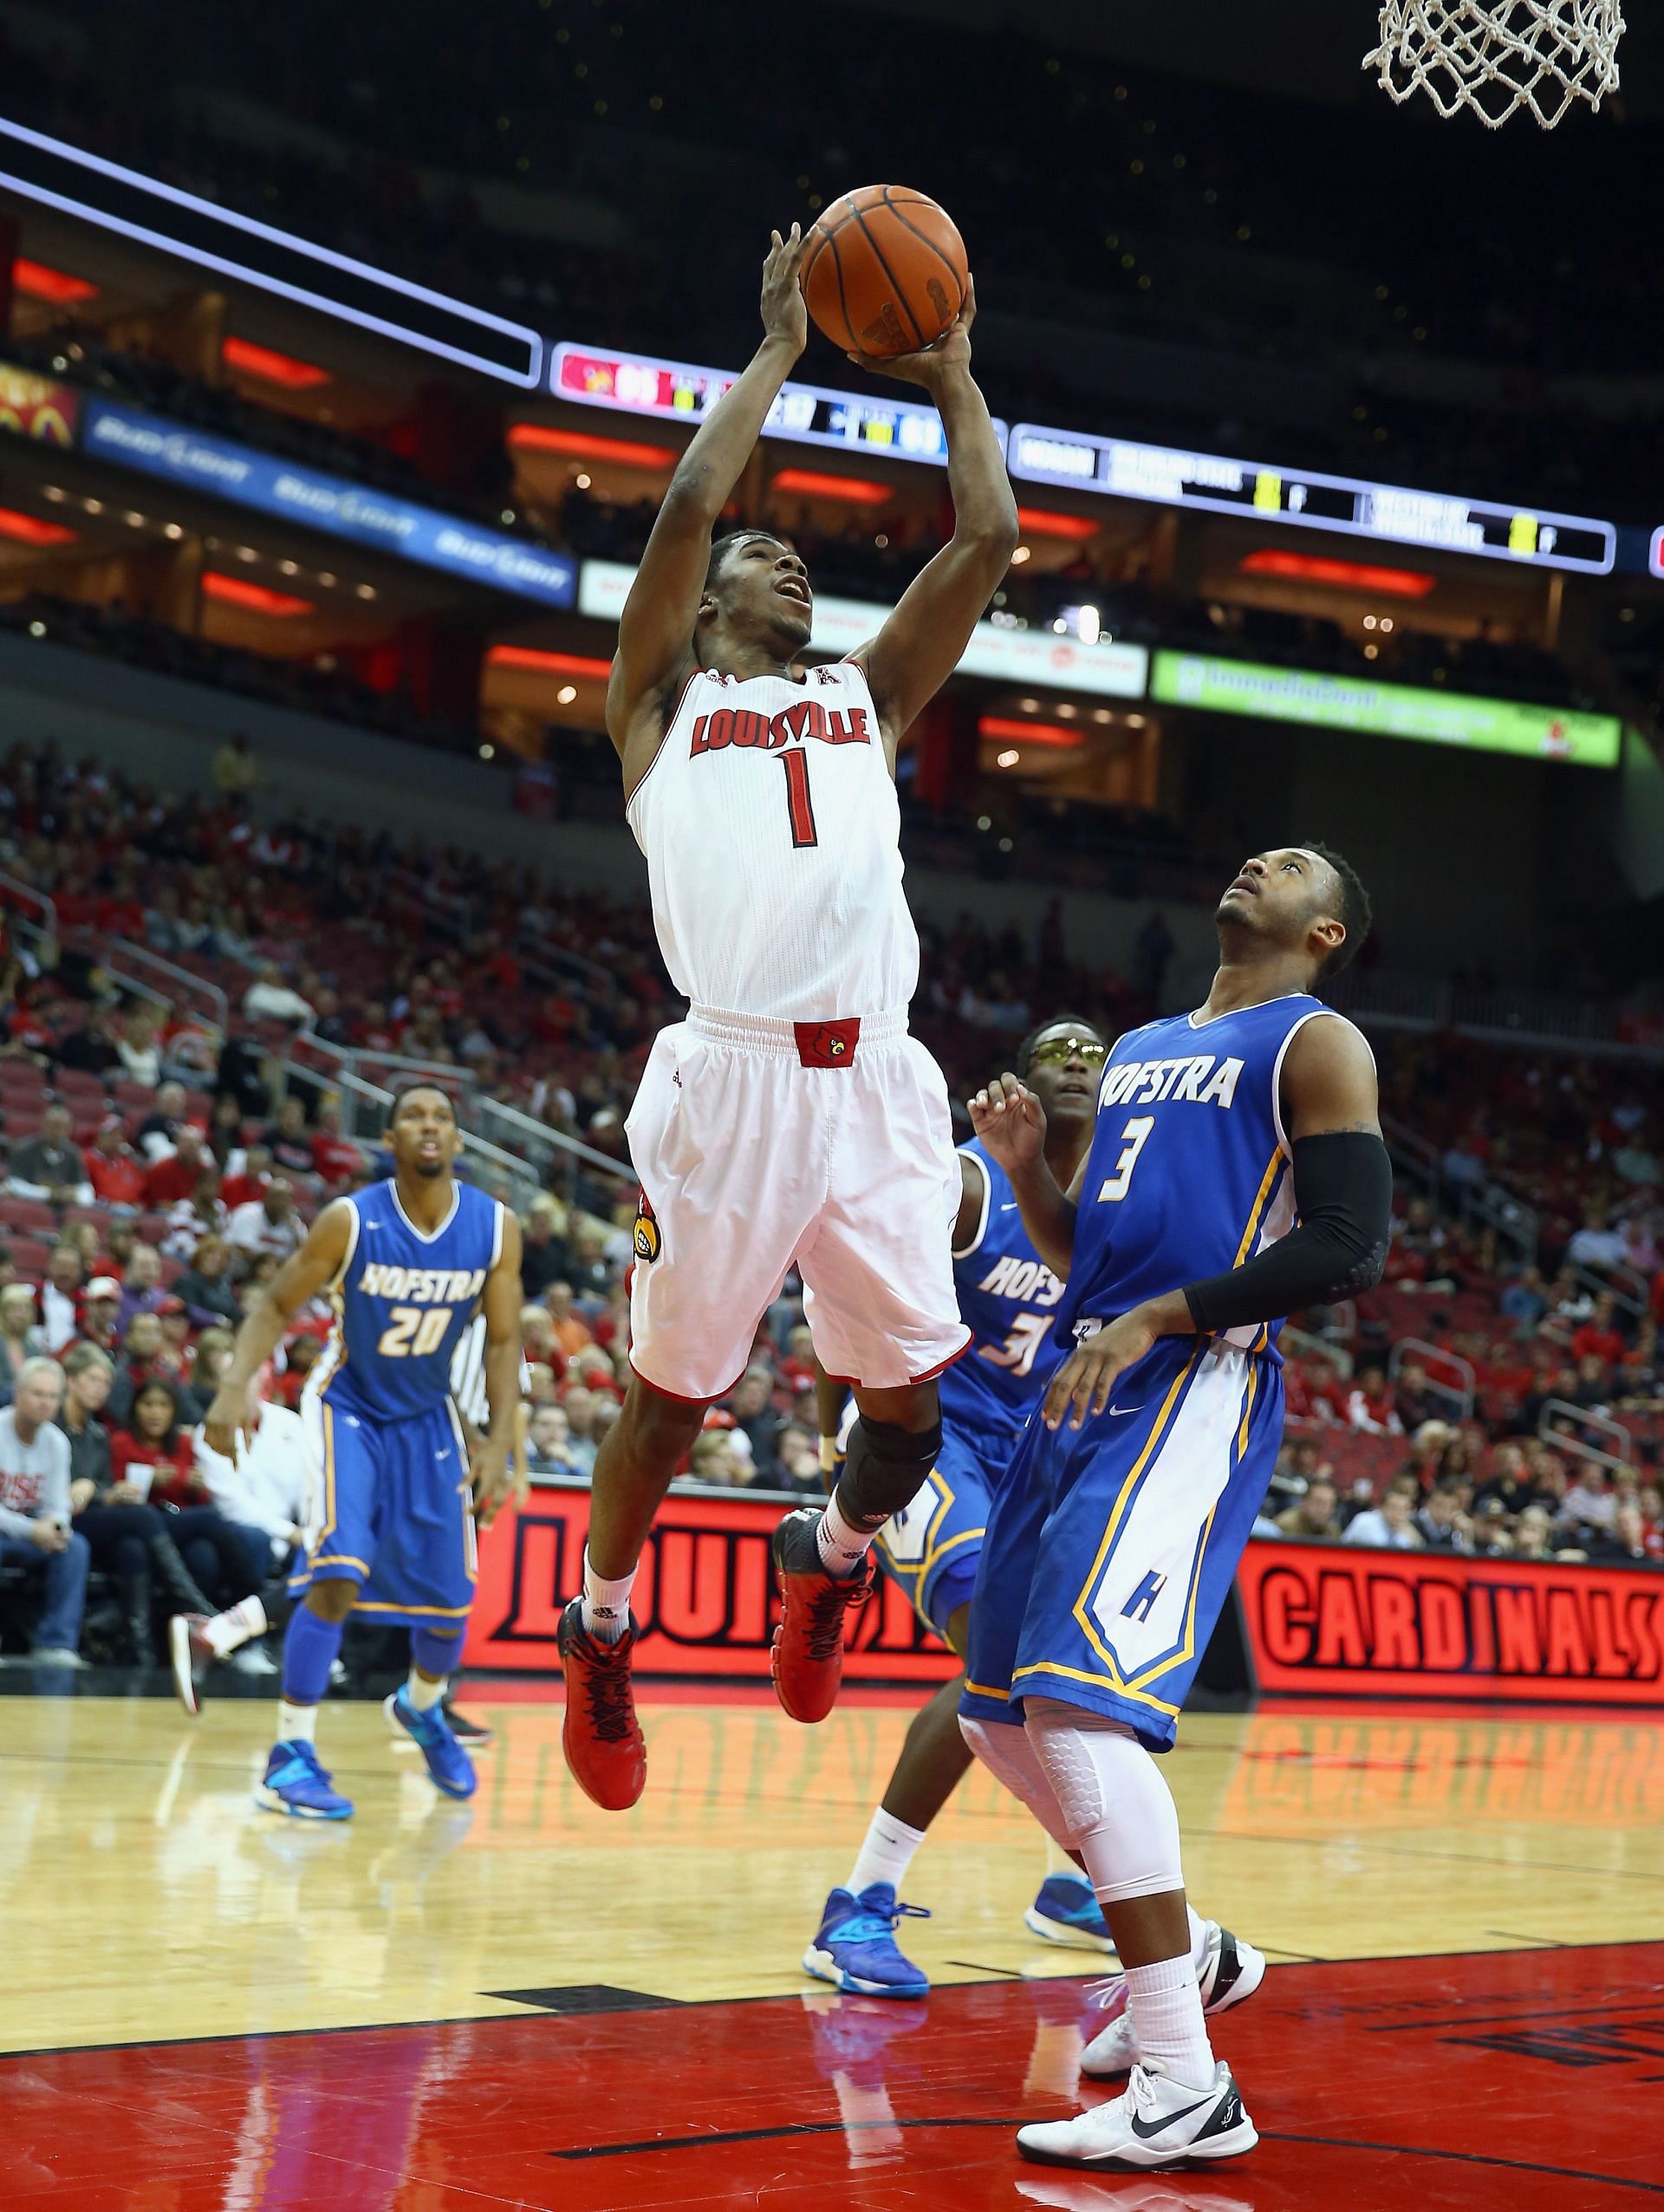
[849,273,977,386]
[761,225,809,355]
[969,1070,1045,1170]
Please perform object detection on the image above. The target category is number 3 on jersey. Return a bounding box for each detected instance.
[1098,1116,1154,1203]
[780,750,818,849]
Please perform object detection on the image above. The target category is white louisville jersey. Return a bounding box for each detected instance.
[626,659,920,1020]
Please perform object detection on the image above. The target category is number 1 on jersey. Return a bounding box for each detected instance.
[780,749,818,849]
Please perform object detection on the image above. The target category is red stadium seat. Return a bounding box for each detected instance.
[6,1237,53,1278]
[114,1080,156,1112]
[0,1196,60,1236]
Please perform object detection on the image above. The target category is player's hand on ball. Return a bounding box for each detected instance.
[968,1071,1045,1169]
[470,1438,513,1530]
[1043,1309,1160,1432]
[849,273,977,384]
[761,224,809,355]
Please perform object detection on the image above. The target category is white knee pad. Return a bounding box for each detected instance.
[959,1714,1075,1852]
[1022,1696,1184,1904]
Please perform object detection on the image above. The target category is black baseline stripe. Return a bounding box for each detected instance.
[555,2118,1021,2160]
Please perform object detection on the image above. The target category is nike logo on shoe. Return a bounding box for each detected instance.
[1129,2092,1216,2141]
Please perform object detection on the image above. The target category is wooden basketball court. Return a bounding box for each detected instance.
[3,1682,1662,2207]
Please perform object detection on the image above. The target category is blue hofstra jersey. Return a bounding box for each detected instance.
[939,1136,1069,1447]
[1058,997,1369,1356]
[313,1180,505,1422]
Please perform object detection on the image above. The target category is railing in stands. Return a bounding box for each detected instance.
[292,1031,471,1104]
[1570,1261,1650,1321]
[1340,973,1664,1062]
[1388,1335,1476,1423]
[1381,1111,1538,1266]
[105,940,228,1038]
[470,1091,634,1207]
[1539,1395,1632,1476]
[383,862,616,1005]
[0,869,57,948]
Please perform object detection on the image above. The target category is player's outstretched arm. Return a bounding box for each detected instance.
[852,282,1019,761]
[969,1075,1080,1280]
[202,1201,354,1460]
[607,227,809,771]
[472,1211,524,1529]
[1043,1019,1391,1430]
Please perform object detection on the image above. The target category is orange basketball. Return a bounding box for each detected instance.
[802,185,968,360]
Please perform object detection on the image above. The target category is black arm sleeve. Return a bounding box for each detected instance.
[1183,1131,1393,1337]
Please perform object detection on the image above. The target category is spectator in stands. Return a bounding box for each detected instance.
[0,1358,87,1665]
[136,1082,189,1161]
[161,1167,229,1260]
[309,1100,362,1187]
[1587,1499,1660,1566]
[567,1220,614,1304]
[212,733,257,796]
[144,1123,210,1208]
[1342,1478,1425,1551]
[1498,1265,1549,1328]
[243,962,315,1027]
[1415,1481,1474,1552]
[115,1245,166,1336]
[0,1284,45,1405]
[61,1343,213,1666]
[1572,1293,1627,1369]
[1567,1204,1627,1276]
[263,1096,315,1177]
[53,1003,122,1077]
[226,1175,301,1261]
[116,1005,163,1089]
[730,1365,786,1482]
[687,1430,744,1487]
[272,1331,321,1408]
[111,1378,264,1609]
[190,1329,236,1409]
[9,1102,93,1207]
[220,1143,273,1212]
[1472,1441,1541,1517]
[109,1312,172,1427]
[1514,1505,1566,1560]
[1558,1466,1618,1538]
[1274,1476,1341,1541]
[80,1276,121,1357]
[519,1199,570,1299]
[525,1404,580,1474]
[40,1242,82,1354]
[172,1234,242,1330]
[192,1373,304,1630]
[1344,1363,1402,1435]
[1392,1360,1446,1434]
[524,1362,556,1407]
[560,1385,600,1477]
[83,1114,146,1209]
[206,1092,245,1170]
[544,1280,593,1360]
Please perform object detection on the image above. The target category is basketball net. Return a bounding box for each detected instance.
[1367,2,1625,128]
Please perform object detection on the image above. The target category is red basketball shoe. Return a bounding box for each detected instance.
[558,1597,647,1809]
[770,1505,875,1723]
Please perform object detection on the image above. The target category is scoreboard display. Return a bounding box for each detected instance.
[550,343,1007,468]
[1009,425,1615,576]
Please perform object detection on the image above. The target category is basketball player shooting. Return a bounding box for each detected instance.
[558,224,1019,1812]
[964,847,1392,2171]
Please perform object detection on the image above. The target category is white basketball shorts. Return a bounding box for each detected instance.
[624,1004,971,1402]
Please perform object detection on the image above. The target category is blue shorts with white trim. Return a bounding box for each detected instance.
[959,1335,1282,1752]
[872,1419,1015,1643]
[292,1388,478,1630]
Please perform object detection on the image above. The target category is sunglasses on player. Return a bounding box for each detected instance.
[1027,1036,1108,1070]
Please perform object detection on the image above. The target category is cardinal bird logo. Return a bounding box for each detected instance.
[633,1191,662,1264]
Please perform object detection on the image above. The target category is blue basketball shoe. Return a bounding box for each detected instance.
[384,1687,478,1799]
[1025,1871,1116,1953]
[803,1882,931,1999]
[257,1740,354,1820]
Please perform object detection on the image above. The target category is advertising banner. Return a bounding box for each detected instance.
[1151,650,1622,767]
[464,1483,959,1686]
[80,399,575,608]
[1238,1541,1664,1708]
[0,360,78,446]
[578,559,1148,699]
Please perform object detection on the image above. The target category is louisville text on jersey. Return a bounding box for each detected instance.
[688,697,873,757]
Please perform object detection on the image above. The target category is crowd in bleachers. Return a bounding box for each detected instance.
[0,732,1660,1670]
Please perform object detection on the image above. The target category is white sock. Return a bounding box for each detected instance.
[582,1547,635,1644]
[847,1807,926,1896]
[276,1700,316,1744]
[204,1594,268,1659]
[1124,1952,1215,2089]
[816,1493,874,1578]
[406,1669,445,1712]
